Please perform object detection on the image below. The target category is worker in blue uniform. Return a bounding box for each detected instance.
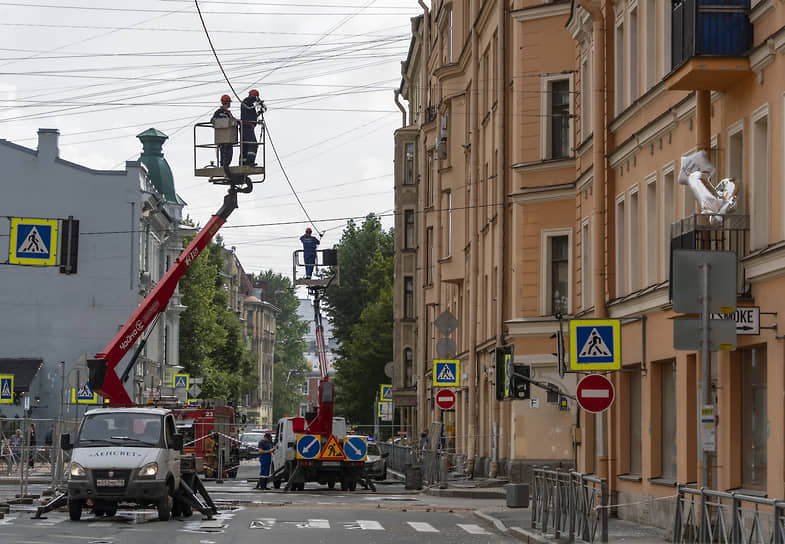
[256,433,274,490]
[240,89,264,166]
[211,94,235,167]
[300,228,320,279]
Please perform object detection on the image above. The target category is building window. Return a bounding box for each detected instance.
[404,209,415,249]
[427,152,434,207]
[659,0,672,77]
[426,227,434,285]
[581,219,592,310]
[751,105,769,250]
[446,191,452,257]
[645,174,657,287]
[629,368,642,475]
[629,188,640,292]
[404,347,414,387]
[615,196,627,296]
[581,51,592,141]
[629,4,639,101]
[447,5,453,63]
[541,230,571,315]
[615,17,625,115]
[404,277,414,319]
[660,360,677,479]
[741,345,767,488]
[661,164,675,281]
[644,0,656,90]
[728,123,744,213]
[550,79,570,159]
[404,143,415,185]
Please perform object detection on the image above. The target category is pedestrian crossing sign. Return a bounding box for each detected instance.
[569,319,621,371]
[380,384,392,401]
[433,359,459,386]
[319,435,346,461]
[0,375,13,403]
[71,381,99,404]
[9,217,59,266]
[173,374,189,389]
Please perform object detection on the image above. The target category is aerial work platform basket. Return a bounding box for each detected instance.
[194,117,265,185]
[293,248,339,287]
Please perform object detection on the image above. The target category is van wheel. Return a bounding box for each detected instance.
[68,499,83,521]
[157,485,172,521]
[348,480,357,492]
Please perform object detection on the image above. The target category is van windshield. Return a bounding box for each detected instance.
[78,413,163,447]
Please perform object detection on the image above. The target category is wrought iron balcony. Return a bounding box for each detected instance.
[668,0,752,91]
[670,213,750,296]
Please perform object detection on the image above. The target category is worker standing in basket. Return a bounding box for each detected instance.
[211,94,235,167]
[300,228,320,279]
[240,89,264,166]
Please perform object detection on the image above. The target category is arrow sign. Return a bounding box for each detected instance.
[343,436,367,461]
[296,434,321,459]
[576,374,615,413]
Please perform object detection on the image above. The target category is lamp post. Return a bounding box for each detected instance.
[553,291,568,378]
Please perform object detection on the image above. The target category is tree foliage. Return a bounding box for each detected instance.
[178,234,256,405]
[322,215,394,425]
[249,270,310,421]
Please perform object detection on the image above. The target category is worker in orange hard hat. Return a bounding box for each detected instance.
[300,227,320,279]
[241,89,265,166]
[211,94,235,167]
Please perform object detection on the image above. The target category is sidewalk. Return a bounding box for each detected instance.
[392,470,669,543]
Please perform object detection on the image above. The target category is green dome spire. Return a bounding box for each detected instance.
[137,128,177,203]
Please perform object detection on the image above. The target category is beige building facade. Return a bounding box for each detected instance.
[394,0,785,528]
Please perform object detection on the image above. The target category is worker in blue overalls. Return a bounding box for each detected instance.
[256,433,274,490]
[240,89,264,166]
[300,228,320,279]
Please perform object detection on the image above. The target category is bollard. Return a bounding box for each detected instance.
[506,483,530,508]
[405,464,422,490]
[438,455,448,489]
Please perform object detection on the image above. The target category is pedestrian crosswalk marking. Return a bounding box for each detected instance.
[345,520,384,530]
[250,518,276,530]
[408,521,439,532]
[289,519,329,529]
[578,327,612,357]
[458,523,490,534]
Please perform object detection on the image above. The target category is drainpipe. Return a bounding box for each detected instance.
[466,0,479,478]
[394,90,407,128]
[577,0,608,481]
[489,0,506,480]
[416,0,430,438]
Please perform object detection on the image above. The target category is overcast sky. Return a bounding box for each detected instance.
[1,0,421,280]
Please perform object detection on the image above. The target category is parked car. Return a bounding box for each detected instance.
[364,441,388,480]
[238,431,265,460]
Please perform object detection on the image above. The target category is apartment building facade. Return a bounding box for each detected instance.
[394,0,785,528]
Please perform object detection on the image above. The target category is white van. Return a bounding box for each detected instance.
[62,407,183,521]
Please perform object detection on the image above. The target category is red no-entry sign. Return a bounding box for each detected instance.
[435,389,456,410]
[576,374,615,413]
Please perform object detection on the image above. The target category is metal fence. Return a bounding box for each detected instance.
[531,467,609,543]
[673,485,785,544]
[0,417,80,499]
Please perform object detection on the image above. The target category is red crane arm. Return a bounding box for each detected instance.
[92,191,238,404]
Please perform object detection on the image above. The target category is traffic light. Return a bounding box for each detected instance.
[510,364,530,400]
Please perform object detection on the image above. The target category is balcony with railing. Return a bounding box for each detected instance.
[667,0,752,91]
[670,213,750,296]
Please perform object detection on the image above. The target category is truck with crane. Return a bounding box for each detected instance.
[35,110,266,521]
[269,252,371,492]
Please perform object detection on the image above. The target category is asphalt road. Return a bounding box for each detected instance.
[1,460,517,543]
